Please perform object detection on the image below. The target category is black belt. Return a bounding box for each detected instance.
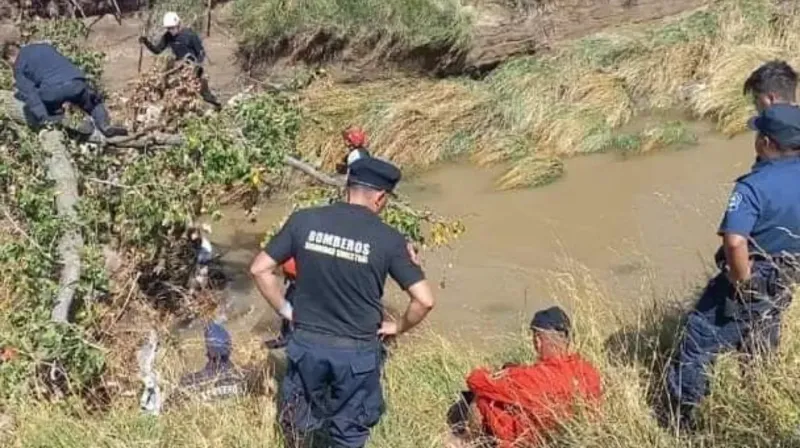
[292,329,381,350]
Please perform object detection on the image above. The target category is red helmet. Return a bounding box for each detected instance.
[342,126,368,148]
[282,258,297,279]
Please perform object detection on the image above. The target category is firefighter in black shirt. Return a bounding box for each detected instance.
[139,12,222,110]
[250,157,435,448]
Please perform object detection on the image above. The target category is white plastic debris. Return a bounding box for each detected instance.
[137,329,162,416]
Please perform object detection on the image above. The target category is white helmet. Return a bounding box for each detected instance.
[163,12,180,28]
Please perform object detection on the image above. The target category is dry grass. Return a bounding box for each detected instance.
[8,263,800,447]
[297,77,485,171]
[297,0,800,189]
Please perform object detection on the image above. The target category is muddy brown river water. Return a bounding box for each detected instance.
[205,123,755,345]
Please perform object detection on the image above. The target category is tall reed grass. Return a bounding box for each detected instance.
[297,0,800,188]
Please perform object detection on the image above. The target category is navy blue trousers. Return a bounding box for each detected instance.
[667,262,794,411]
[25,79,110,129]
[280,331,385,448]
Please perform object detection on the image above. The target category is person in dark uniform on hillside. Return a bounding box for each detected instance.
[250,157,436,448]
[665,103,800,430]
[2,39,127,137]
[139,12,222,111]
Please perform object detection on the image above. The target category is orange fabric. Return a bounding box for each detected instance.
[466,354,602,447]
[282,258,297,279]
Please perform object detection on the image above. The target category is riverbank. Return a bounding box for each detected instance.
[7,267,800,447]
[296,0,799,188]
[207,120,751,346]
[4,0,800,445]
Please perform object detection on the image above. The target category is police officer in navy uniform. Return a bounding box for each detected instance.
[250,157,436,448]
[665,103,800,429]
[714,61,798,277]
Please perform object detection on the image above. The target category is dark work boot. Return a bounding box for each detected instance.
[677,403,699,433]
[200,78,223,111]
[98,125,129,138]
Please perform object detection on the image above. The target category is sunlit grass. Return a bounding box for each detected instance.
[8,264,800,447]
[296,0,799,189]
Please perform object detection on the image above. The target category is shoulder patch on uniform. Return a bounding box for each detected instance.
[727,191,743,212]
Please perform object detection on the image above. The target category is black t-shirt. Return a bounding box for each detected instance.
[264,202,425,340]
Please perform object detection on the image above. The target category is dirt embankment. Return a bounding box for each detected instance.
[2,0,712,88]
[4,0,140,20]
[2,0,231,20]
[469,0,712,74]
[243,0,713,80]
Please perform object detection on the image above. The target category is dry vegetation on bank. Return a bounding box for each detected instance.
[6,0,800,446]
[297,0,798,188]
[7,267,800,448]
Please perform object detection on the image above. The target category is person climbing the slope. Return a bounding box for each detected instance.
[2,38,127,137]
[336,126,372,175]
[446,306,602,448]
[139,12,222,111]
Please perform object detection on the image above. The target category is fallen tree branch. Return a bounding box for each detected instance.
[1,90,83,323]
[283,156,344,187]
[41,129,84,324]
[3,88,423,227]
[86,131,186,148]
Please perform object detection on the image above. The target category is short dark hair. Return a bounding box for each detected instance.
[346,182,383,195]
[1,41,20,61]
[743,60,798,101]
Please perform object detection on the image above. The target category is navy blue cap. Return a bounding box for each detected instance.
[748,103,800,148]
[529,306,571,335]
[347,157,402,192]
[205,322,232,359]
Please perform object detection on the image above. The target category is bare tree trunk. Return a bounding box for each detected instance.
[42,129,84,323]
[1,90,83,323]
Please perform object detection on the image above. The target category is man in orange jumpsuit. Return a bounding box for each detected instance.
[447,306,602,447]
